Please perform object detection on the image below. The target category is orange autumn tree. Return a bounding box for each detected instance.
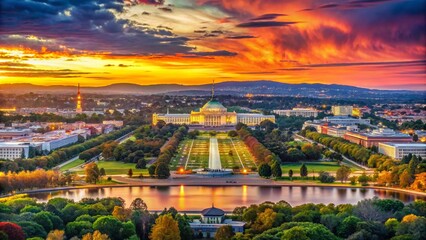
[410,172,426,192]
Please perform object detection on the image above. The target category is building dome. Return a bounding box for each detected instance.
[201,206,225,217]
[200,99,227,113]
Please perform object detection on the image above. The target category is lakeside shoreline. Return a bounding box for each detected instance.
[2,178,425,198]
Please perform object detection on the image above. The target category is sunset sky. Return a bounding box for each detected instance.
[0,0,425,90]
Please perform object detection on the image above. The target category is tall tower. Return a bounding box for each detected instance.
[211,79,215,100]
[76,83,82,113]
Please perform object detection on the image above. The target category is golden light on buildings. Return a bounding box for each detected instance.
[0,108,16,112]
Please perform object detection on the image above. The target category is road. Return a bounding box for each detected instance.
[54,131,135,171]
[208,137,222,169]
[294,134,371,171]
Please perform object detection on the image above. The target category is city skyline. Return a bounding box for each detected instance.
[0,0,425,90]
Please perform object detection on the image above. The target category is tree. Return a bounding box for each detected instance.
[337,216,361,238]
[242,208,257,224]
[93,216,123,240]
[136,159,147,169]
[282,226,309,240]
[413,134,419,142]
[82,230,110,240]
[148,165,156,177]
[102,141,118,160]
[271,161,282,178]
[385,218,399,236]
[128,169,133,178]
[318,171,335,183]
[112,206,131,221]
[16,221,47,239]
[150,214,181,240]
[85,163,100,184]
[228,130,238,138]
[252,208,276,233]
[0,222,25,240]
[358,172,369,186]
[289,169,294,181]
[33,211,53,233]
[258,163,272,178]
[336,166,351,183]
[100,168,106,177]
[400,170,413,188]
[65,221,92,238]
[130,198,148,211]
[215,225,234,240]
[46,230,65,240]
[300,164,308,178]
[155,163,170,179]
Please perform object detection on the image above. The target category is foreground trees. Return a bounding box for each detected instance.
[0,169,72,194]
[149,214,181,240]
[0,195,425,240]
[85,163,101,184]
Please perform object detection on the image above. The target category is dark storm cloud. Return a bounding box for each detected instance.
[0,0,193,55]
[0,62,33,67]
[251,13,287,21]
[236,21,297,28]
[158,7,173,12]
[118,64,133,67]
[135,0,165,5]
[192,50,237,57]
[305,60,426,68]
[226,35,256,39]
[211,30,224,34]
[318,3,340,9]
[238,71,276,74]
[0,67,90,78]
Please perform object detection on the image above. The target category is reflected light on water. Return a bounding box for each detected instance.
[242,185,247,205]
[28,186,426,212]
[179,185,185,210]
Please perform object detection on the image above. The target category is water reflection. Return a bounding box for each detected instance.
[27,186,425,212]
[242,185,247,205]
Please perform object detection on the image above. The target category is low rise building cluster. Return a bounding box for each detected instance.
[302,115,425,161]
[0,120,123,160]
[273,108,320,118]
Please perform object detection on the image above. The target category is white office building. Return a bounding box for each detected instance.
[0,142,30,160]
[379,142,426,160]
[323,116,370,126]
[273,108,319,118]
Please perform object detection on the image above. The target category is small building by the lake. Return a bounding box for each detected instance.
[189,205,245,238]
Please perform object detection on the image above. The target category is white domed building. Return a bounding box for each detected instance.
[153,97,275,127]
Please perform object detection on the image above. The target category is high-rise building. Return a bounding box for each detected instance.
[76,83,82,113]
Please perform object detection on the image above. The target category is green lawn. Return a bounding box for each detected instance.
[75,160,148,175]
[60,159,85,171]
[281,161,358,174]
[286,141,305,147]
[126,135,136,142]
[170,132,256,170]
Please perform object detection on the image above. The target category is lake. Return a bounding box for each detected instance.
[28,186,425,212]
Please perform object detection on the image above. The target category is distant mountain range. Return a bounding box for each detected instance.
[0,81,424,100]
